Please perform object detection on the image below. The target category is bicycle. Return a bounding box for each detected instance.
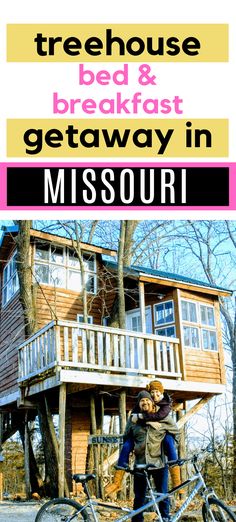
[35,453,236,521]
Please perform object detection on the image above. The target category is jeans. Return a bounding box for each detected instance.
[118,438,134,467]
[118,433,178,468]
[133,465,169,522]
[163,432,178,461]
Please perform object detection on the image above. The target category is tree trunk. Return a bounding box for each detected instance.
[123,221,139,266]
[232,337,236,494]
[15,222,60,497]
[110,221,138,329]
[15,220,37,336]
[38,399,59,498]
[118,222,126,329]
[90,394,100,497]
[19,420,44,496]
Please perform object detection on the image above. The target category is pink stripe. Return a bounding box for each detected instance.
[1,162,235,211]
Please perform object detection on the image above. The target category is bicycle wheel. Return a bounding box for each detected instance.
[202,497,236,522]
[35,497,91,521]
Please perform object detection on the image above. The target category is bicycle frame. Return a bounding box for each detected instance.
[74,459,218,522]
[77,471,162,522]
[170,458,218,522]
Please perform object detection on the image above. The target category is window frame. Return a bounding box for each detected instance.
[34,243,97,294]
[155,325,176,338]
[201,328,218,352]
[182,324,201,350]
[153,299,175,327]
[180,298,218,352]
[2,250,20,307]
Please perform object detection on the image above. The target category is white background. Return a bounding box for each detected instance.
[0,0,235,219]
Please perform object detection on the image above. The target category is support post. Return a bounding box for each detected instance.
[58,383,67,497]
[100,395,105,499]
[0,412,3,452]
[176,410,187,486]
[119,390,127,434]
[90,394,100,497]
[139,281,146,333]
[24,411,31,499]
[0,414,3,501]
[175,289,187,380]
[0,455,3,501]
[119,390,127,499]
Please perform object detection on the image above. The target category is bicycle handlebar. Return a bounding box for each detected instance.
[167,457,196,467]
[115,464,160,474]
[116,447,213,474]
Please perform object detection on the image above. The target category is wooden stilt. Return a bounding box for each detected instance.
[0,413,4,501]
[0,455,3,502]
[100,395,105,499]
[119,390,127,500]
[119,390,127,434]
[176,410,187,485]
[0,413,3,453]
[24,411,31,499]
[90,393,100,497]
[139,282,146,333]
[58,383,67,497]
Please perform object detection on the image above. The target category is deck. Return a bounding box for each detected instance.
[18,320,182,391]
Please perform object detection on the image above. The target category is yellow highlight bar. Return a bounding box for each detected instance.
[7,24,228,62]
[7,119,228,157]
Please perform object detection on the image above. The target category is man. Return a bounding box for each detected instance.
[124,390,170,522]
[105,380,180,498]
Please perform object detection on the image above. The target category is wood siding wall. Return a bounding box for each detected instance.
[71,408,90,473]
[0,293,25,397]
[0,252,108,399]
[179,289,224,384]
[0,238,25,398]
[35,285,103,329]
[124,283,225,386]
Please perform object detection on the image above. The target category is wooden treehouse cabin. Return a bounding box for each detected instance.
[0,226,231,497]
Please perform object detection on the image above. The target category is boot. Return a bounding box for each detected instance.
[170,466,184,494]
[105,470,125,497]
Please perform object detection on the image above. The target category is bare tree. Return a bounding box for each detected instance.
[14,220,37,336]
[166,220,236,494]
[188,393,233,499]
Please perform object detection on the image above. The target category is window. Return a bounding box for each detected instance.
[154,300,174,326]
[183,326,200,349]
[2,251,20,306]
[68,251,96,293]
[181,299,217,351]
[155,326,176,338]
[34,243,97,294]
[202,329,217,351]
[77,314,93,324]
[181,300,197,323]
[35,244,66,288]
[200,304,215,326]
[77,314,93,335]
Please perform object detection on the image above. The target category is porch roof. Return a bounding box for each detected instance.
[104,260,232,297]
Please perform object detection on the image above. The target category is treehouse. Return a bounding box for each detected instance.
[0,225,231,496]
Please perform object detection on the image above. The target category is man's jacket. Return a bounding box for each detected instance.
[124,413,179,468]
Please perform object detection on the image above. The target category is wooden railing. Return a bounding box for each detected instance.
[18,320,181,383]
